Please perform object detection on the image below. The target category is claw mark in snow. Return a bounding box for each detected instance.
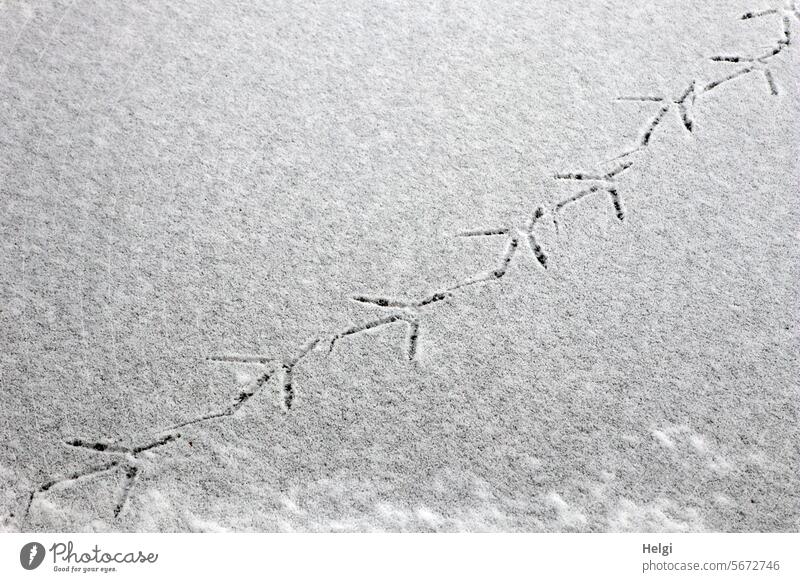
[553,160,632,227]
[11,2,798,530]
[352,290,452,309]
[113,466,139,517]
[707,4,795,96]
[24,433,181,521]
[22,460,122,521]
[331,312,420,361]
[451,207,549,286]
[703,66,756,92]
[207,339,323,411]
[613,80,697,147]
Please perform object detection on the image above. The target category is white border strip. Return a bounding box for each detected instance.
[1,533,798,581]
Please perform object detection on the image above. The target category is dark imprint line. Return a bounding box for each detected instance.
[615,96,664,102]
[525,233,548,268]
[641,104,671,146]
[281,365,294,410]
[351,291,451,309]
[709,10,791,87]
[523,208,548,269]
[763,68,779,94]
[450,211,548,284]
[330,313,419,362]
[65,440,128,453]
[741,9,778,19]
[64,433,181,456]
[677,89,695,132]
[417,291,450,307]
[334,314,404,339]
[207,354,271,364]
[554,171,607,180]
[406,317,420,361]
[170,410,232,429]
[614,81,695,142]
[675,81,695,104]
[493,237,519,279]
[555,184,603,210]
[113,466,139,517]
[352,296,404,307]
[703,67,755,92]
[609,188,625,221]
[23,460,122,519]
[554,160,633,182]
[278,339,324,409]
[285,338,321,369]
[555,185,625,223]
[710,56,750,62]
[132,433,181,454]
[169,365,277,429]
[456,228,510,237]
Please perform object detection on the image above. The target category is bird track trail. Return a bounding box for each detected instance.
[708,4,795,95]
[8,6,797,528]
[19,434,180,521]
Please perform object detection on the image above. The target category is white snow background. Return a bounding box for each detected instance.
[0,0,798,531]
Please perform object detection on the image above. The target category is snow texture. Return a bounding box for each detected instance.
[1,0,798,532]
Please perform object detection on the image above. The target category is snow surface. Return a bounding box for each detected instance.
[1,0,798,532]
